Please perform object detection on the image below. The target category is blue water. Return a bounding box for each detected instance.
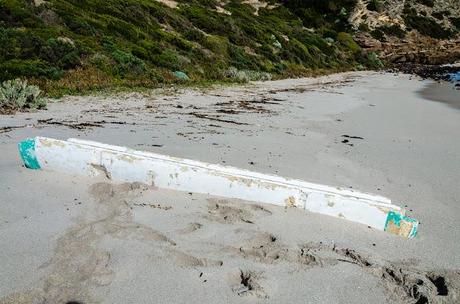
[449,71,460,82]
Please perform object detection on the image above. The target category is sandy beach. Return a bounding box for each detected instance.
[1,71,459,303]
[418,81,460,110]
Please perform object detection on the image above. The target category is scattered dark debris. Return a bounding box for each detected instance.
[0,125,28,134]
[35,118,136,130]
[189,112,249,125]
[268,87,312,94]
[267,79,355,95]
[38,118,103,130]
[210,94,231,98]
[428,275,448,296]
[237,101,272,113]
[133,203,172,210]
[249,97,281,105]
[341,139,354,146]
[342,135,364,140]
[215,98,278,115]
[214,101,234,107]
[269,97,286,102]
[393,64,459,82]
[216,109,242,114]
[333,247,372,267]
[240,270,253,290]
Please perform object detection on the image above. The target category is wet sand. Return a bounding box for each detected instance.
[1,72,460,303]
[418,81,460,110]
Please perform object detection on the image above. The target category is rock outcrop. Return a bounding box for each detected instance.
[350,0,460,65]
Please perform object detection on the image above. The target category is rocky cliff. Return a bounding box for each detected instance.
[349,0,460,64]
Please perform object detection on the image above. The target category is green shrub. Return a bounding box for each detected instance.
[337,32,361,54]
[88,52,112,72]
[228,46,258,70]
[450,17,460,29]
[183,28,205,43]
[404,14,453,39]
[154,49,180,70]
[431,12,444,21]
[0,79,46,114]
[40,38,81,69]
[367,0,383,12]
[358,23,370,32]
[0,59,63,81]
[365,52,384,69]
[203,35,228,55]
[224,67,272,83]
[173,71,189,81]
[418,0,434,8]
[111,49,146,77]
[283,38,316,66]
[370,29,385,41]
[379,25,406,38]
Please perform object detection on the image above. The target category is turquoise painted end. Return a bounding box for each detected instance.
[384,211,418,238]
[18,138,41,170]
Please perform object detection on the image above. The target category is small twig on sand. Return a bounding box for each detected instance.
[0,125,28,134]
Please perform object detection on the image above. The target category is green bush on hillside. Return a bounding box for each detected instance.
[0,79,46,114]
[111,49,146,76]
[0,0,397,95]
[337,32,361,54]
[403,6,453,39]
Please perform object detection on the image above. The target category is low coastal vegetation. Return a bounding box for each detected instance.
[0,0,384,98]
[0,0,458,105]
[0,78,46,114]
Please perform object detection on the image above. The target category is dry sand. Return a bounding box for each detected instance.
[1,72,459,303]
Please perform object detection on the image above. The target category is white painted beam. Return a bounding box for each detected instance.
[18,137,418,238]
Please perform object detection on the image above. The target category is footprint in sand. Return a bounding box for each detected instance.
[205,198,272,224]
[232,230,287,264]
[224,231,460,304]
[0,182,176,304]
[176,222,203,234]
[236,237,460,304]
[168,249,223,268]
[228,269,267,299]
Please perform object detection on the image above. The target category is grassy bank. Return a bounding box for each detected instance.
[1,0,385,97]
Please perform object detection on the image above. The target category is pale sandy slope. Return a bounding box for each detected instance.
[1,72,459,304]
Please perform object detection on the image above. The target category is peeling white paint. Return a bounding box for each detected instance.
[23,137,415,236]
